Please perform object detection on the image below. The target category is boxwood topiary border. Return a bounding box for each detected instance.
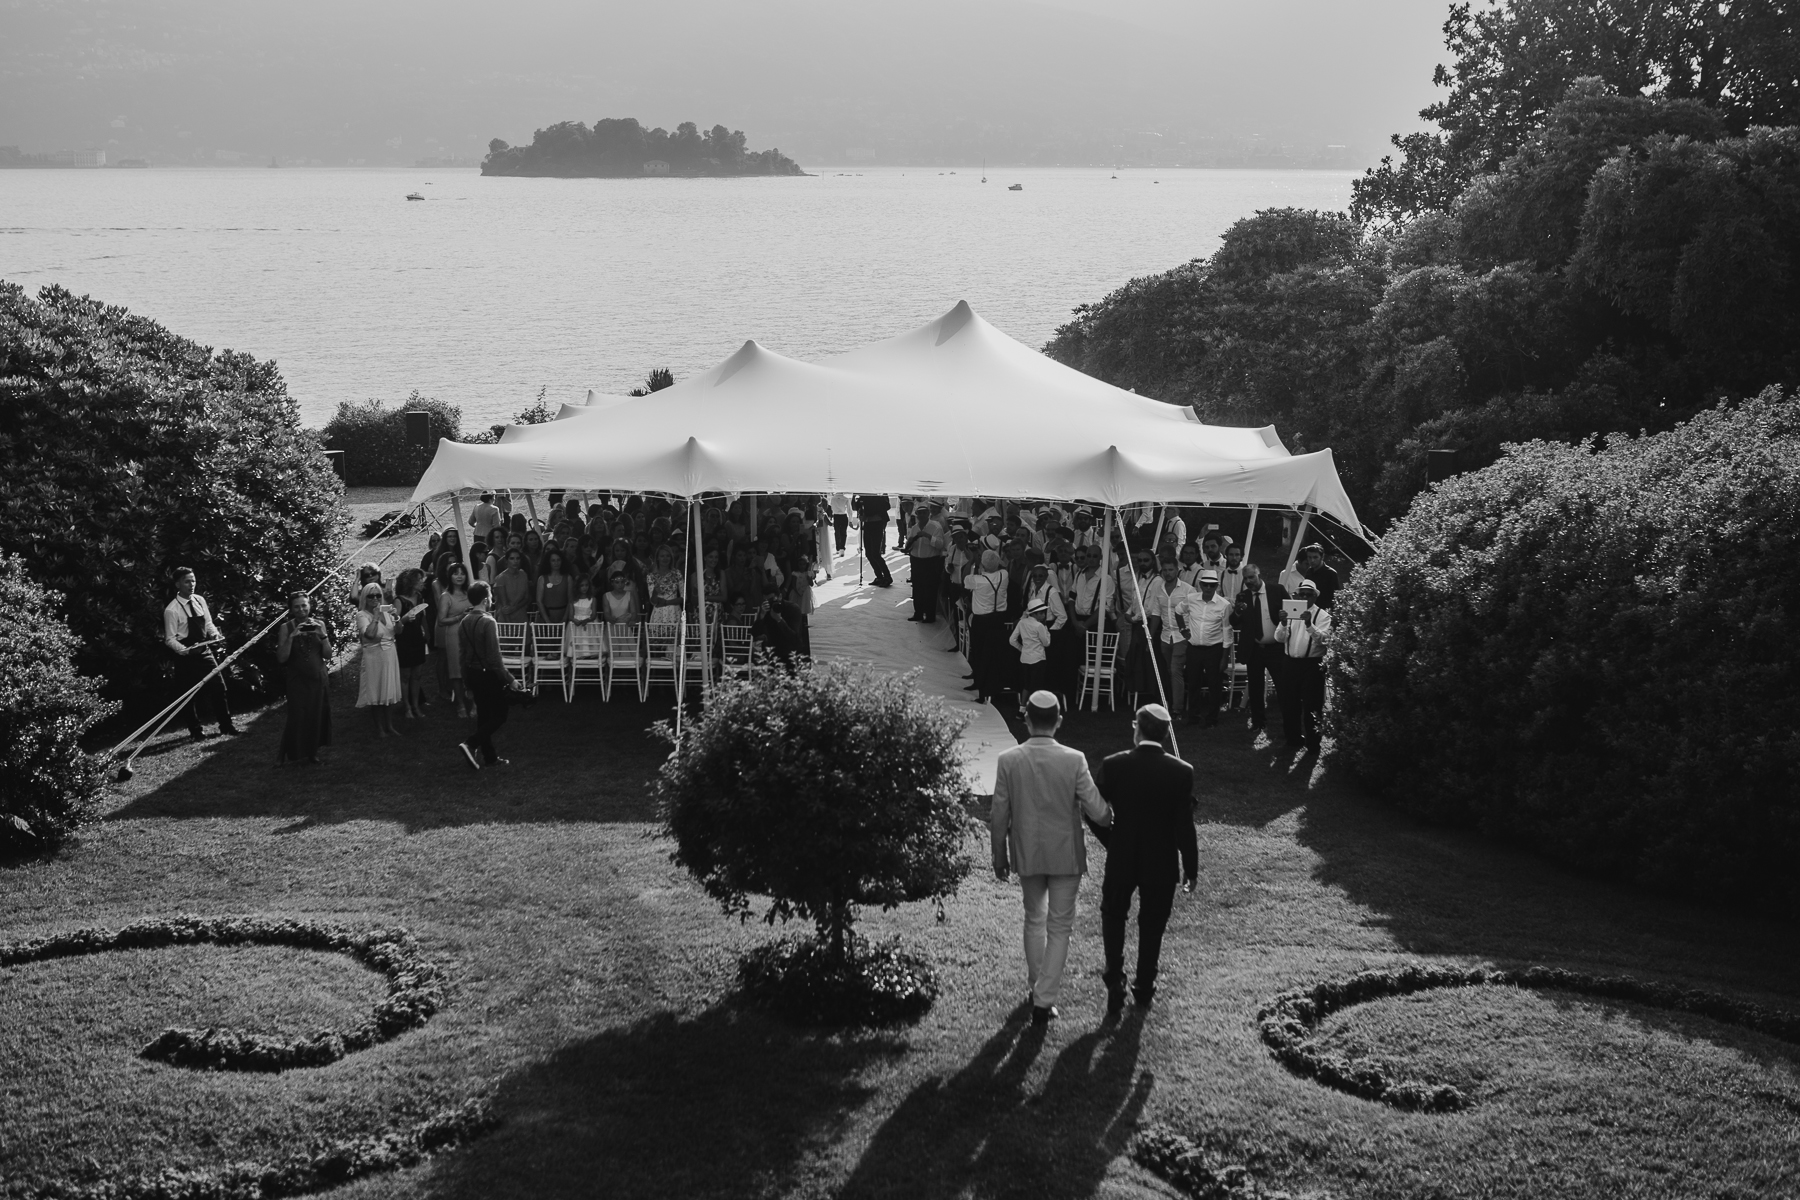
[1257,962,1800,1113]
[0,914,448,1072]
[13,1095,496,1200]
[1131,1125,1298,1199]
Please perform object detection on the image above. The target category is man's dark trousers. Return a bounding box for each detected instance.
[175,648,232,736]
[910,555,940,620]
[470,669,510,764]
[1240,640,1279,728]
[1184,643,1225,723]
[1096,741,1198,1004]
[1281,657,1324,747]
[864,519,892,584]
[833,514,849,554]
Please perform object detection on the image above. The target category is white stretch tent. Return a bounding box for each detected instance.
[412,300,1362,531]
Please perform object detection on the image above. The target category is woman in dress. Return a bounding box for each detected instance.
[354,582,402,736]
[275,591,332,763]
[568,575,605,664]
[602,568,640,626]
[537,549,572,625]
[489,548,531,623]
[437,528,465,573]
[469,542,491,585]
[393,568,432,719]
[436,561,473,718]
[701,547,725,621]
[646,545,685,626]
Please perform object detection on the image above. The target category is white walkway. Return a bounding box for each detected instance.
[808,534,1015,793]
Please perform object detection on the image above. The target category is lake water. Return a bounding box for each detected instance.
[1,166,1354,429]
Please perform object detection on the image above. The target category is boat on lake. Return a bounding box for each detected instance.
[1008,183,1022,191]
[405,192,425,201]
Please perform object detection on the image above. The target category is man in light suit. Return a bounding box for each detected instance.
[1096,704,1198,1012]
[991,691,1113,1026]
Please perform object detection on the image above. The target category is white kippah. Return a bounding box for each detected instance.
[1027,690,1061,715]
[1138,702,1171,724]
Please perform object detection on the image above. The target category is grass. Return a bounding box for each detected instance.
[1,492,1796,1197]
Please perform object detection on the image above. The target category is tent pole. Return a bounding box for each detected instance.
[449,494,474,580]
[675,496,690,741]
[1243,504,1260,564]
[692,497,711,697]
[1151,504,1168,561]
[1094,505,1113,712]
[748,496,758,542]
[1284,508,1311,579]
[525,492,541,532]
[1121,512,1179,759]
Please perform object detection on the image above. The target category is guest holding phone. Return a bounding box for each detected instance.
[275,591,331,764]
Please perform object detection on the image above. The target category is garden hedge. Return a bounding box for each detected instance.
[0,556,117,858]
[1330,389,1800,911]
[0,282,348,705]
[319,392,464,486]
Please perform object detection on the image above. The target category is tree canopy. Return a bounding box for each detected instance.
[482,118,804,178]
[1047,79,1800,526]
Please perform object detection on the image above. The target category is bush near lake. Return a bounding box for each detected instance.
[1048,56,1800,527]
[0,556,116,858]
[657,657,972,1023]
[0,282,347,704]
[320,392,464,486]
[1329,389,1800,911]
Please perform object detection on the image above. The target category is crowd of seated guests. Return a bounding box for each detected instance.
[350,492,844,713]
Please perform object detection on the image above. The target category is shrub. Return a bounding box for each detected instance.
[320,391,463,485]
[1330,388,1800,910]
[737,933,939,1026]
[0,556,117,857]
[657,658,974,1021]
[0,283,348,705]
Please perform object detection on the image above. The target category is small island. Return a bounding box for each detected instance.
[481,118,805,178]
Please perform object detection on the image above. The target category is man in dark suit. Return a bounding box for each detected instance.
[1095,703,1199,1012]
[855,494,894,588]
[1231,563,1289,733]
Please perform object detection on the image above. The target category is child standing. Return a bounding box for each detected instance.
[1008,600,1053,717]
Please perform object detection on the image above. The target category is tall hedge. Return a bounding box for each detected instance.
[0,556,118,857]
[0,282,348,702]
[321,392,464,486]
[1329,389,1800,911]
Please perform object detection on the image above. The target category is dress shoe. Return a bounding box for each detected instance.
[218,724,241,736]
[1030,1004,1059,1026]
[1133,989,1155,1009]
[1106,987,1126,1016]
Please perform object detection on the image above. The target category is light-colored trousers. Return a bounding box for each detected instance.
[1020,873,1081,1007]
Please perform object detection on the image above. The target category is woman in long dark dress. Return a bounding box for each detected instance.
[276,592,332,764]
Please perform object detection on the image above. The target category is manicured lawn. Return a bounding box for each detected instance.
[2,490,1797,1197]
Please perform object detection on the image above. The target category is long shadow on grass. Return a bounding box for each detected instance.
[108,681,675,831]
[839,1005,1150,1199]
[415,1005,903,1200]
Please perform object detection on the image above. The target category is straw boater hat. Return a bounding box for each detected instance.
[1199,569,1219,584]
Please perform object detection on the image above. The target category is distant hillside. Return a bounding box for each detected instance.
[482,118,804,178]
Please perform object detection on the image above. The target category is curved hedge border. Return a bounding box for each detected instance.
[0,915,447,1072]
[16,1095,495,1200]
[1258,962,1800,1113]
[1131,1125,1296,1199]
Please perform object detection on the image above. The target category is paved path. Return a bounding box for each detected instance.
[808,531,1014,793]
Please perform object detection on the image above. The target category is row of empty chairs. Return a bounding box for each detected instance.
[1075,628,1270,712]
[491,620,759,702]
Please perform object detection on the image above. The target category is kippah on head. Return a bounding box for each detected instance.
[1136,703,1171,740]
[1026,690,1061,723]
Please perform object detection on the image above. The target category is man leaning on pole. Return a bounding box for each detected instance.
[990,690,1113,1026]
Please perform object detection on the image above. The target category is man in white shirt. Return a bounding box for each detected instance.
[1175,569,1233,727]
[1069,545,1112,631]
[468,493,502,543]
[906,503,946,624]
[991,691,1113,1026]
[1176,542,1204,589]
[162,567,238,741]
[1145,557,1195,718]
[1070,507,1101,550]
[1275,578,1332,750]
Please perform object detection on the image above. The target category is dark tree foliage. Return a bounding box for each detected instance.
[0,556,116,858]
[0,282,347,702]
[482,118,805,178]
[321,391,463,485]
[627,367,676,397]
[1330,390,1800,912]
[1352,0,1800,227]
[1047,83,1800,527]
[657,658,972,960]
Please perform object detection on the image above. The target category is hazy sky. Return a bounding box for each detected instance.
[1,0,1451,166]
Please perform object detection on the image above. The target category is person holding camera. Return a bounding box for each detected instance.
[275,590,332,764]
[162,567,238,742]
[1275,578,1332,751]
[457,580,527,770]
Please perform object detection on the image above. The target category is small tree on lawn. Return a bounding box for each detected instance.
[657,657,973,1023]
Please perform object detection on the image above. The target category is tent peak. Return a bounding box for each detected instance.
[933,300,976,345]
[713,338,770,385]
